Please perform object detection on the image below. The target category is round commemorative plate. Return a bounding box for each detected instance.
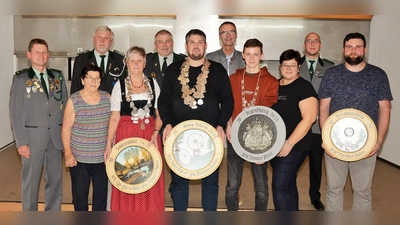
[164,120,224,180]
[231,106,286,163]
[322,108,377,161]
[106,137,162,194]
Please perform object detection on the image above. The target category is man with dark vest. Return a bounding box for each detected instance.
[70,25,124,95]
[144,29,185,88]
[299,32,334,211]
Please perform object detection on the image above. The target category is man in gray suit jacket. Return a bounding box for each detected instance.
[70,25,125,95]
[144,29,185,88]
[9,38,68,211]
[299,32,334,211]
[206,21,245,76]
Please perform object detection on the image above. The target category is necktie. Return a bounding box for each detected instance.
[162,57,167,76]
[40,72,48,98]
[100,55,106,78]
[309,60,315,80]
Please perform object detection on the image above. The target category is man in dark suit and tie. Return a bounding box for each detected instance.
[299,32,334,211]
[70,25,125,95]
[144,29,185,88]
[9,38,68,211]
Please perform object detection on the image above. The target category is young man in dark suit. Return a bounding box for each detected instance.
[299,32,334,211]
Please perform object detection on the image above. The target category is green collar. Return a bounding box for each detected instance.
[27,67,55,79]
[301,56,325,67]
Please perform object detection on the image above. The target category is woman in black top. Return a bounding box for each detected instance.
[270,49,318,211]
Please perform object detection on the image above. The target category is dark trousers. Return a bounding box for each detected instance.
[70,162,108,211]
[270,150,308,211]
[169,169,219,211]
[225,141,268,211]
[308,133,324,203]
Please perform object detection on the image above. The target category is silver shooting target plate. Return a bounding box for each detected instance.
[322,108,377,161]
[231,106,286,163]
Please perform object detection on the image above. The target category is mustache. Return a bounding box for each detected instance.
[344,55,364,65]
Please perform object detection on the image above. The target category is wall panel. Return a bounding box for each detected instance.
[14,15,370,81]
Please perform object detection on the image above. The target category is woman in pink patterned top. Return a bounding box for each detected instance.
[62,64,111,211]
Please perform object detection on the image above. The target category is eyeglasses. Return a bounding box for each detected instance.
[219,30,236,36]
[305,39,320,44]
[85,76,101,82]
[281,64,298,69]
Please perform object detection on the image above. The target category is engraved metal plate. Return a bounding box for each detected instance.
[231,106,286,163]
[164,120,224,180]
[322,108,377,161]
[106,138,163,194]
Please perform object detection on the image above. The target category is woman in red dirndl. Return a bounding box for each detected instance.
[105,46,164,211]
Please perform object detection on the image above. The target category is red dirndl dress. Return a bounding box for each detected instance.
[110,115,164,211]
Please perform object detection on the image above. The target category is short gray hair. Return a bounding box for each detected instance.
[126,46,146,62]
[154,29,173,42]
[94,26,114,40]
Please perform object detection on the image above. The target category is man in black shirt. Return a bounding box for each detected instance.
[159,29,234,211]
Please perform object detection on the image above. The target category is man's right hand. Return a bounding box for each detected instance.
[163,124,172,144]
[322,142,336,159]
[225,123,232,142]
[17,145,30,159]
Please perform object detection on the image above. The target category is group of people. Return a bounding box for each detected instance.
[9,22,392,212]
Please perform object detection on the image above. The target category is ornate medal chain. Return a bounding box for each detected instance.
[241,70,261,110]
[125,75,154,129]
[178,58,210,109]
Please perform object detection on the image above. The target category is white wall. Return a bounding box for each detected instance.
[0,16,14,149]
[3,0,399,166]
[369,4,399,165]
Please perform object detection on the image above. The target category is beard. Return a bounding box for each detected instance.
[188,50,205,61]
[344,54,364,65]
